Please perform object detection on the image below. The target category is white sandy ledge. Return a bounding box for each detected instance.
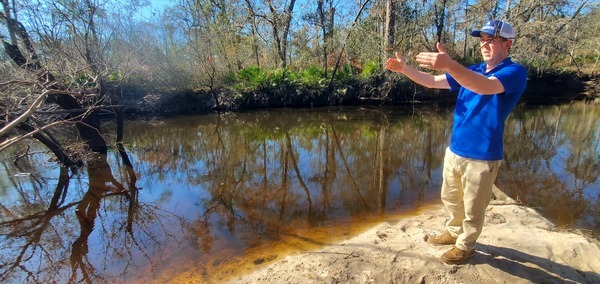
[231,187,600,284]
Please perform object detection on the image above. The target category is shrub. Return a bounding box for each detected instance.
[299,66,326,85]
[235,66,266,89]
[360,60,380,78]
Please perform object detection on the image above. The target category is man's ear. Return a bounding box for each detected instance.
[505,39,513,52]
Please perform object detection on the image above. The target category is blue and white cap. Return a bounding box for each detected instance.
[471,20,515,39]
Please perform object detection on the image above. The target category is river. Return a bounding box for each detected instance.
[1,102,598,283]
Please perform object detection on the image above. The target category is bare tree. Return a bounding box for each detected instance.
[0,0,140,168]
[246,0,297,68]
[1,3,102,164]
[316,0,337,76]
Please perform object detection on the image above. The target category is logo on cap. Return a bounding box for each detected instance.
[471,20,515,39]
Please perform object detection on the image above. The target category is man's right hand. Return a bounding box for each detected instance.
[385,52,405,73]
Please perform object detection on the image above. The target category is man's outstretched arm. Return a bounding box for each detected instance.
[385,51,450,90]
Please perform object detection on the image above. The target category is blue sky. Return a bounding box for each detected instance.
[135,0,173,20]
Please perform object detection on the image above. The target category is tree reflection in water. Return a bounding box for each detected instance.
[70,154,127,283]
[501,103,600,231]
[0,103,599,283]
[0,149,146,283]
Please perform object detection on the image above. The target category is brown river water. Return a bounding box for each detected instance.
[1,102,599,283]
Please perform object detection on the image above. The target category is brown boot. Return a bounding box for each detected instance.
[441,246,475,264]
[427,231,457,246]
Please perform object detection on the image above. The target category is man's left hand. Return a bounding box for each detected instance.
[415,42,453,71]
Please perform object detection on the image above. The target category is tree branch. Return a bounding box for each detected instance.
[0,90,49,138]
[0,119,71,152]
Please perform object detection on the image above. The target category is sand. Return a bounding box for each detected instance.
[230,187,600,284]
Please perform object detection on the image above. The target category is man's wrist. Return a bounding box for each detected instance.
[444,60,462,74]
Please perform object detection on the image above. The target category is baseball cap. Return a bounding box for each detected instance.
[471,20,515,39]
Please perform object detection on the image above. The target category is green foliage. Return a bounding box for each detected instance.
[267,68,293,86]
[360,60,380,78]
[70,73,99,88]
[233,65,335,90]
[335,64,353,80]
[235,66,267,89]
[575,53,599,65]
[299,66,326,85]
[108,71,121,84]
[73,74,88,86]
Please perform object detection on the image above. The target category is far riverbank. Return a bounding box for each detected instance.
[116,72,599,119]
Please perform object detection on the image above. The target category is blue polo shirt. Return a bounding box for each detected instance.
[445,57,527,160]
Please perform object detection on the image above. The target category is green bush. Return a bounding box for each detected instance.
[299,66,326,85]
[231,65,357,92]
[235,66,266,89]
[360,60,380,78]
[265,68,292,86]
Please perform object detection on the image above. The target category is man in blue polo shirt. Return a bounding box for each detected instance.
[385,20,527,264]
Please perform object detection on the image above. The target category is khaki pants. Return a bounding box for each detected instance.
[441,148,501,251]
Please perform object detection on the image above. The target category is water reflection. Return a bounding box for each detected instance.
[501,103,600,231]
[1,103,599,283]
[0,152,139,283]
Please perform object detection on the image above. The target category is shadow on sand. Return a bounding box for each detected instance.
[472,244,600,284]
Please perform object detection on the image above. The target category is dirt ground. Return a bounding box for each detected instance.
[230,187,600,284]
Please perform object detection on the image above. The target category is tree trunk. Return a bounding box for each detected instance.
[434,0,447,45]
[384,0,396,58]
[318,0,328,76]
[16,122,80,167]
[328,0,372,90]
[243,0,261,68]
[266,0,297,68]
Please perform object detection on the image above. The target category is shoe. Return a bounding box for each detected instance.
[441,246,475,264]
[427,231,457,246]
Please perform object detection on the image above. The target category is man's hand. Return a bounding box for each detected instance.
[385,52,405,73]
[415,42,454,71]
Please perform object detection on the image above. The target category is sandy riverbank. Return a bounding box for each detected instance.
[230,187,600,284]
